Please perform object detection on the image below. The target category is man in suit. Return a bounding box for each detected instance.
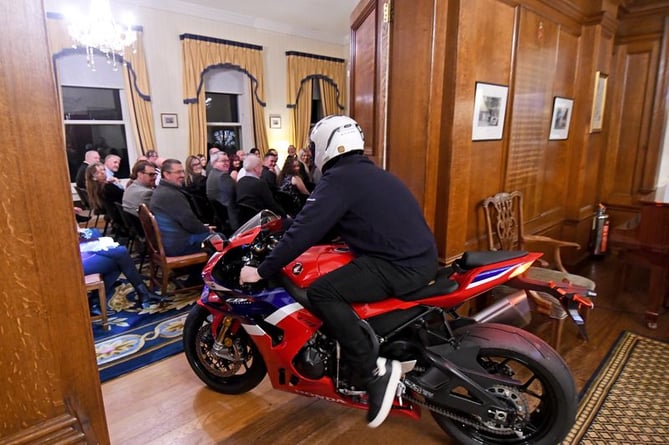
[149,159,213,256]
[206,152,240,233]
[75,149,100,189]
[236,154,284,216]
[260,152,279,191]
[122,160,156,216]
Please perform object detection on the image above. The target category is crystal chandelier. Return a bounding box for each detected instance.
[67,0,137,71]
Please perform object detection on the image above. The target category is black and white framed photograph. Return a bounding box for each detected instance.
[161,113,178,128]
[269,115,281,129]
[548,96,574,140]
[472,82,509,141]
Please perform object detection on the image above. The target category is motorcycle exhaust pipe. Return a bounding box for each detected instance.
[471,290,531,328]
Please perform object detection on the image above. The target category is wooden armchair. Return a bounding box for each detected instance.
[137,204,208,296]
[481,191,595,350]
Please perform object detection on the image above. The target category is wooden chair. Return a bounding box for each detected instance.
[85,273,109,331]
[137,204,208,296]
[481,191,595,350]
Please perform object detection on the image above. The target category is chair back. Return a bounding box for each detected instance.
[481,191,525,251]
[209,199,231,234]
[138,204,167,259]
[237,202,260,225]
[75,186,91,209]
[123,209,145,238]
[111,201,131,238]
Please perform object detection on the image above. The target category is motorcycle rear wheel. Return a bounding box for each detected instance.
[183,304,266,394]
[430,323,577,445]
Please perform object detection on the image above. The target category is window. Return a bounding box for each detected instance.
[206,92,241,154]
[311,81,324,124]
[62,86,130,181]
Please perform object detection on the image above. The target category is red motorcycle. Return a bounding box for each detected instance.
[183,210,594,444]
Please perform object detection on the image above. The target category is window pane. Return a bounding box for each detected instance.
[62,86,123,120]
[65,124,129,182]
[208,126,240,154]
[205,92,239,123]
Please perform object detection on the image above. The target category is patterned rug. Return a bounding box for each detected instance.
[562,331,669,444]
[92,282,200,382]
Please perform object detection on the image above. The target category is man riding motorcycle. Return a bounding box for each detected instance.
[240,115,439,427]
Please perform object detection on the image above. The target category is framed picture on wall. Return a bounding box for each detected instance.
[590,71,608,132]
[472,82,509,141]
[161,113,178,128]
[269,115,281,129]
[549,97,574,140]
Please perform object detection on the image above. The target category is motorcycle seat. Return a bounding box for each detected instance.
[398,266,459,301]
[454,250,528,270]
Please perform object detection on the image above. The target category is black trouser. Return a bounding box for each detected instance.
[307,256,437,382]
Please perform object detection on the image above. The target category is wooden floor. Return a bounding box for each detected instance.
[102,255,669,444]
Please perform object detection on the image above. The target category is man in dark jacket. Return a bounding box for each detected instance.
[240,116,438,428]
[206,152,240,233]
[149,159,212,256]
[236,155,285,217]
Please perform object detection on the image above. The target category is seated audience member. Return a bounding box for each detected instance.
[86,162,123,211]
[152,157,165,186]
[206,152,240,233]
[197,153,207,175]
[79,227,162,309]
[261,152,279,191]
[249,147,260,156]
[75,149,100,189]
[149,159,213,256]
[229,154,242,181]
[278,157,310,214]
[236,155,285,216]
[184,154,212,223]
[122,160,156,216]
[298,147,321,189]
[103,154,124,189]
[146,150,159,165]
[267,148,281,176]
[206,145,221,175]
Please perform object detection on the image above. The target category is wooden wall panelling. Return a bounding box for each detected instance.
[385,0,436,208]
[350,0,379,162]
[506,8,561,228]
[450,0,517,254]
[603,37,660,211]
[0,0,109,442]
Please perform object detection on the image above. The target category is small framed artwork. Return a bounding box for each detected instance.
[548,96,574,140]
[590,71,608,132]
[161,113,178,128]
[472,82,509,141]
[269,115,281,129]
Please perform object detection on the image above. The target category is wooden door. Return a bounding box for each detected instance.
[0,1,109,443]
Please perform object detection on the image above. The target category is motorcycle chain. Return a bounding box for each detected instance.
[401,391,519,437]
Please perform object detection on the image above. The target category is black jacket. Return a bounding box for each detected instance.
[258,153,437,278]
[236,176,285,216]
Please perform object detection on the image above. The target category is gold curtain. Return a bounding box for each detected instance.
[319,78,340,116]
[181,34,268,156]
[45,13,155,157]
[286,51,345,148]
[249,78,269,154]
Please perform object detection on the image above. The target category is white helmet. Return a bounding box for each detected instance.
[310,115,364,169]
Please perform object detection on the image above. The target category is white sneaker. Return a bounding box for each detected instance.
[366,357,401,428]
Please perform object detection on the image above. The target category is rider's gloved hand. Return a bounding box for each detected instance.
[239,266,262,285]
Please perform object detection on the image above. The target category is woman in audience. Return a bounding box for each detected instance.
[86,162,123,212]
[278,157,310,215]
[228,153,242,181]
[79,226,162,310]
[184,155,213,223]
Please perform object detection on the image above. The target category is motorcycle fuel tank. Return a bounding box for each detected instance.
[282,244,355,288]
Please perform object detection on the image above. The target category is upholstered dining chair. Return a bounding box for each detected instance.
[137,204,208,296]
[481,191,595,350]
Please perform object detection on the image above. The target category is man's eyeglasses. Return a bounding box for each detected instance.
[141,171,157,177]
[164,169,185,175]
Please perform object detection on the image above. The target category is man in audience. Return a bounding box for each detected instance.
[298,147,319,191]
[122,160,156,216]
[236,155,285,216]
[149,159,213,256]
[104,154,124,189]
[75,149,100,189]
[206,152,240,233]
[261,152,279,191]
[206,146,221,175]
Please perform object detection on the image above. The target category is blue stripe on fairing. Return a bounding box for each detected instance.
[465,265,515,289]
[228,287,303,325]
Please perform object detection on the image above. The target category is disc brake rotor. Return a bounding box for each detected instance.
[195,324,243,378]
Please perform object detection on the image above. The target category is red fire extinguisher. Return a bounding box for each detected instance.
[590,203,610,256]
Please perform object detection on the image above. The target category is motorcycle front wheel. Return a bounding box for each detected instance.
[183,304,266,394]
[430,323,577,445]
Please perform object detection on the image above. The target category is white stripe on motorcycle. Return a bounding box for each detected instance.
[465,269,511,290]
[242,323,266,337]
[265,302,304,326]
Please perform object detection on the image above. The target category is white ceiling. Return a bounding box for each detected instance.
[121,0,361,44]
